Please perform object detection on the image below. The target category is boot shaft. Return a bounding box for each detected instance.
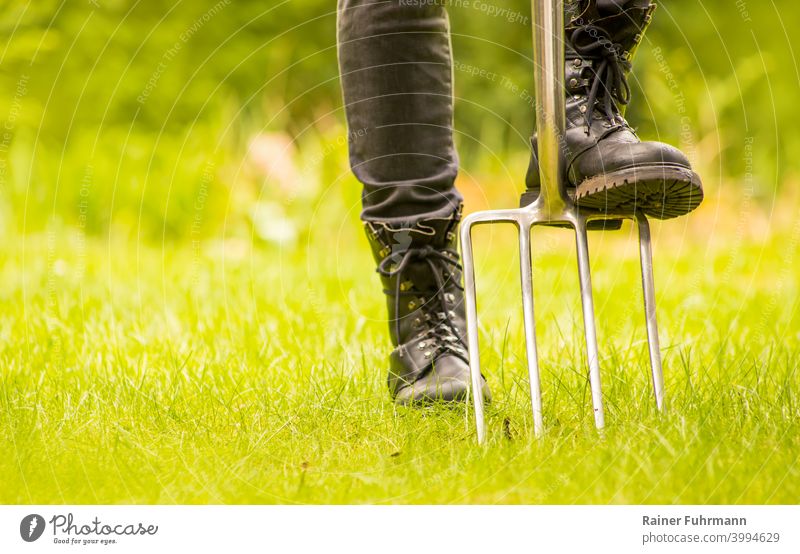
[364,213,465,347]
[567,0,656,63]
[523,0,657,199]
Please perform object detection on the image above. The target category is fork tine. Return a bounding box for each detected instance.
[460,218,487,444]
[518,223,544,436]
[636,212,665,411]
[574,218,606,430]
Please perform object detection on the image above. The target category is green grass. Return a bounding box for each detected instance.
[0,200,798,504]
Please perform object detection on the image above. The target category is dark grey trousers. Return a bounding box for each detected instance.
[336,0,631,225]
[337,0,462,225]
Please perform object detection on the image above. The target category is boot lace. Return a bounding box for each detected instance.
[570,24,632,131]
[377,245,466,361]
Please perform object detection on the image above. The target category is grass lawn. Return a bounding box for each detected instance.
[1,195,798,504]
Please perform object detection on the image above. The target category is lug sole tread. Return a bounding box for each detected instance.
[575,166,704,220]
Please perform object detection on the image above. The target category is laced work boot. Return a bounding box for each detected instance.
[521,0,703,220]
[364,213,491,405]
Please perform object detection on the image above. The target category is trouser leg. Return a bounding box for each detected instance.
[337,0,461,224]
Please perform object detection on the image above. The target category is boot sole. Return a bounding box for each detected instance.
[575,164,704,220]
[394,378,491,406]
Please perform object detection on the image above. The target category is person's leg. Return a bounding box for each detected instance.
[337,0,462,224]
[522,0,704,220]
[337,0,489,404]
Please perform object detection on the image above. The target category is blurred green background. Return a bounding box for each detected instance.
[0,0,795,243]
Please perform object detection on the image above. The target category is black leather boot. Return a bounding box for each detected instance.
[364,211,491,405]
[521,0,703,220]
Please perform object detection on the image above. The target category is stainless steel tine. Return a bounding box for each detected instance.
[635,211,665,411]
[574,217,606,430]
[460,219,487,444]
[518,223,544,436]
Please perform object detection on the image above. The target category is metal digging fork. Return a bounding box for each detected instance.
[460,0,665,444]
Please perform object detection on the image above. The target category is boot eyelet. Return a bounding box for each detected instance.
[572,58,582,67]
[408,300,416,310]
[418,342,426,349]
[424,351,432,359]
[579,105,588,114]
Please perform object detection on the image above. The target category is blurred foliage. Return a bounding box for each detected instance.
[0,0,795,241]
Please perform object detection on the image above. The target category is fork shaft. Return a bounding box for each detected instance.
[531,0,568,213]
[574,220,605,429]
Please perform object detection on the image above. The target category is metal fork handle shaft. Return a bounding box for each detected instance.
[531,0,569,215]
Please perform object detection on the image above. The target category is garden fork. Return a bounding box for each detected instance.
[460,0,665,444]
